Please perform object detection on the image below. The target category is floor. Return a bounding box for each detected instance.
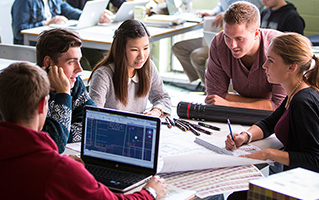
[161,81,206,117]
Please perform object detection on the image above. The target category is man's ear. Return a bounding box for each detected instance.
[38,97,46,114]
[43,56,52,67]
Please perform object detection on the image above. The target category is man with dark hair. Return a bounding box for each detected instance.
[260,0,305,34]
[205,1,286,110]
[11,0,110,45]
[36,28,95,153]
[0,62,167,199]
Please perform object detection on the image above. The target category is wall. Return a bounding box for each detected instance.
[0,0,14,44]
[192,0,218,10]
[289,0,319,36]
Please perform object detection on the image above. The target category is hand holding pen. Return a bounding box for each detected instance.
[227,119,237,150]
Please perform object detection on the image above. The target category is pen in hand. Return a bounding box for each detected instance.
[227,119,236,149]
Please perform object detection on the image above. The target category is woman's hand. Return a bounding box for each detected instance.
[225,132,247,150]
[144,108,162,117]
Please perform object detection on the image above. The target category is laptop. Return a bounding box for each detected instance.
[81,106,161,192]
[166,0,202,23]
[110,1,149,22]
[49,0,109,29]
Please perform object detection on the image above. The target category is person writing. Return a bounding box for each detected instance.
[205,1,286,111]
[88,19,171,117]
[0,62,167,199]
[225,33,319,173]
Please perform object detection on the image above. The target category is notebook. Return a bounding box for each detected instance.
[49,0,109,29]
[110,1,149,22]
[81,106,161,192]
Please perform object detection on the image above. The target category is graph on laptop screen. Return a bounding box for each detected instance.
[83,109,158,168]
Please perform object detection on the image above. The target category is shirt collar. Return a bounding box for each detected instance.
[129,73,139,84]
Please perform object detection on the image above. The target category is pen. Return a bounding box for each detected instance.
[183,123,200,136]
[45,65,50,73]
[198,122,220,131]
[174,120,188,132]
[173,119,189,129]
[227,119,236,149]
[166,116,175,126]
[175,119,201,135]
[175,118,192,126]
[190,124,213,135]
[164,118,172,128]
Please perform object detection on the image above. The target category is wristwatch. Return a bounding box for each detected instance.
[143,187,157,199]
[240,131,253,144]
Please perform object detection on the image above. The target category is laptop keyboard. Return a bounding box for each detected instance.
[86,164,147,184]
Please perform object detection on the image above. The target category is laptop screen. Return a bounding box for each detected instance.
[82,107,159,169]
[166,0,179,15]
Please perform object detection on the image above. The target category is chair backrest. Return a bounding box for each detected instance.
[0,44,36,63]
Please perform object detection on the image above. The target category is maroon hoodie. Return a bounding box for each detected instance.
[0,121,152,200]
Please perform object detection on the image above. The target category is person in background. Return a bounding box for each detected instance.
[172,0,264,87]
[36,28,96,154]
[0,62,167,199]
[11,0,111,45]
[67,0,126,10]
[205,1,286,110]
[261,0,305,34]
[89,19,171,117]
[225,33,319,200]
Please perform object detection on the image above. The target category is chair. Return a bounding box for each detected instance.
[0,43,36,63]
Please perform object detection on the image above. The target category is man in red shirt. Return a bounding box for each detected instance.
[0,62,167,200]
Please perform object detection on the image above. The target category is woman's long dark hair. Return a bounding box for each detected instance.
[89,19,151,105]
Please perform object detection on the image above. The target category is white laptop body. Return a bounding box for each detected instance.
[110,1,149,22]
[49,0,109,29]
[165,0,203,23]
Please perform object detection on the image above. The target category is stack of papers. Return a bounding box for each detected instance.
[248,167,319,200]
[144,15,186,27]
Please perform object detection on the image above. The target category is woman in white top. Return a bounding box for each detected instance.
[88,19,171,117]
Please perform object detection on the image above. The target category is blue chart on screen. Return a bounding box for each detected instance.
[85,118,153,161]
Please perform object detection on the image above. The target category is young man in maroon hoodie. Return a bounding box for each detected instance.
[0,62,167,200]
